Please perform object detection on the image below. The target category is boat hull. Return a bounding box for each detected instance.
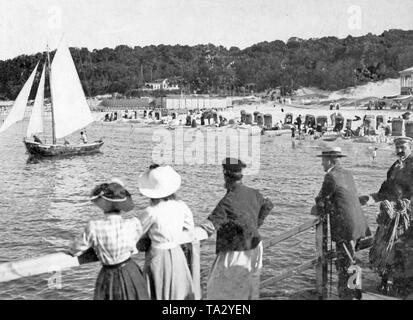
[23,140,104,157]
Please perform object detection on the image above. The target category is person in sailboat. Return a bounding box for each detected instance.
[33,135,43,144]
[70,179,149,300]
[1,39,103,157]
[80,131,88,144]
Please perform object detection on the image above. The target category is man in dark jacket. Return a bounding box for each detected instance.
[199,157,274,299]
[359,137,413,295]
[360,137,413,204]
[312,147,371,299]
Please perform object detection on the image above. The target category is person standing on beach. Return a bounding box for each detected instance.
[311,147,371,300]
[197,158,274,299]
[70,179,149,300]
[137,164,195,300]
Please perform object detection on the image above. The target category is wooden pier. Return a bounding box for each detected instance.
[0,217,405,300]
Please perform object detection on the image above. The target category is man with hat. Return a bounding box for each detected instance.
[198,157,274,300]
[312,147,371,299]
[359,136,413,294]
[360,136,413,205]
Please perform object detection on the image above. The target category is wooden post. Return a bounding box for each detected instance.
[315,218,328,299]
[191,241,202,300]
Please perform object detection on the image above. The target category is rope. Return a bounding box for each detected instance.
[342,242,356,265]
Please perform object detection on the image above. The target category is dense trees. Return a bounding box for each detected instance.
[1,29,413,99]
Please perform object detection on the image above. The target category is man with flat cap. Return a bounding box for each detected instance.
[312,147,371,299]
[360,136,413,205]
[198,157,274,300]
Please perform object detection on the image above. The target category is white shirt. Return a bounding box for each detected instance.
[81,134,88,143]
[138,200,195,249]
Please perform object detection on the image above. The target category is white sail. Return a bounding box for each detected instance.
[0,62,39,133]
[26,64,46,137]
[51,40,94,139]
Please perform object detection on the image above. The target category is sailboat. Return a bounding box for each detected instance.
[0,39,103,157]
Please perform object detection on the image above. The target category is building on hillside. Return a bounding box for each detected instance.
[159,95,233,110]
[399,67,413,95]
[143,78,180,91]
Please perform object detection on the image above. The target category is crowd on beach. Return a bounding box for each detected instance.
[64,132,413,300]
[99,104,413,145]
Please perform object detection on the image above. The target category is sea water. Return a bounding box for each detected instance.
[0,116,394,299]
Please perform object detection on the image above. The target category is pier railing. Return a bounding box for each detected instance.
[259,217,327,299]
[0,217,329,300]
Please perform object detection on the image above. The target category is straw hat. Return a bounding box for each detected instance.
[138,165,181,199]
[316,146,347,158]
[90,178,134,212]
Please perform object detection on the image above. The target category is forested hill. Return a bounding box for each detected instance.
[1,29,413,100]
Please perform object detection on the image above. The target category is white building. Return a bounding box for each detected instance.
[399,67,413,95]
[164,95,232,110]
[143,78,180,91]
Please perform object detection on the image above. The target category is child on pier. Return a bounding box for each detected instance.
[70,179,149,300]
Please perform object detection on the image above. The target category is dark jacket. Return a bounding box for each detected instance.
[374,154,413,202]
[316,165,371,242]
[208,183,274,254]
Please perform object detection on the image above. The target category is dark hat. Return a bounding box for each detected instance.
[90,178,134,212]
[222,157,247,172]
[316,146,347,158]
[394,136,413,145]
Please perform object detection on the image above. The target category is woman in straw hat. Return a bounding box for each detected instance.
[137,164,195,300]
[70,179,149,300]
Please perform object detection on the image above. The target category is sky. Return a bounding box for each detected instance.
[1,0,413,60]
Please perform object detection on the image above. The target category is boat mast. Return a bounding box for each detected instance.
[47,45,56,144]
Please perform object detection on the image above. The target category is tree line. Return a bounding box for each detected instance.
[1,29,413,100]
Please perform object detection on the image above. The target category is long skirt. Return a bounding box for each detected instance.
[94,258,150,300]
[394,228,413,278]
[206,242,263,300]
[143,246,195,300]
